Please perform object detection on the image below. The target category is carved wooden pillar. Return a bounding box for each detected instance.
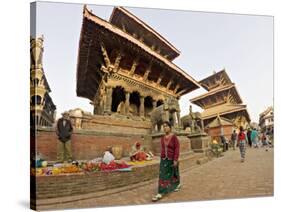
[140,96,145,117]
[104,86,113,114]
[125,91,130,115]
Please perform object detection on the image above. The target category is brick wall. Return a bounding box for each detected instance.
[36,128,146,161]
[32,153,201,200]
[207,126,233,142]
[33,163,159,199]
[152,134,192,156]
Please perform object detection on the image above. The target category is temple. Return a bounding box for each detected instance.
[190,69,250,129]
[33,6,217,206]
[30,36,56,127]
[76,6,200,128]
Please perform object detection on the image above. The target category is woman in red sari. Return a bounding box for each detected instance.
[152,121,181,201]
[129,142,147,161]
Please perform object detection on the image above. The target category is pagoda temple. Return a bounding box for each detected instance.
[30,36,56,127]
[190,69,250,129]
[76,6,200,129]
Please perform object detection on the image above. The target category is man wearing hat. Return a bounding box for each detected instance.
[55,112,73,163]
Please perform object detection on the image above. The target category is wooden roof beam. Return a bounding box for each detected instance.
[100,43,111,68]
[166,79,173,90]
[156,73,164,85]
[177,88,188,96]
[113,50,123,72]
[143,62,152,81]
[174,84,180,94]
[129,58,139,76]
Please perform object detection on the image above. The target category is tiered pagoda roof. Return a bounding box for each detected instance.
[199,69,232,91]
[190,69,250,122]
[109,7,180,61]
[190,83,242,109]
[201,103,248,120]
[76,6,200,101]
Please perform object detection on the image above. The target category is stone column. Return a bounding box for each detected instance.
[140,96,145,117]
[173,111,178,127]
[125,91,130,115]
[104,86,113,115]
[152,100,157,110]
[37,115,41,126]
[177,111,181,128]
[201,119,204,131]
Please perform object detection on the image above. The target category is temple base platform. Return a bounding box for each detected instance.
[31,152,212,210]
[188,132,212,155]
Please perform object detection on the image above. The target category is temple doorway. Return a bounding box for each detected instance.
[157,99,164,107]
[111,86,126,113]
[129,91,140,116]
[144,96,153,117]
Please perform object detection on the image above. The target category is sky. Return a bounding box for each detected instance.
[32,1,274,123]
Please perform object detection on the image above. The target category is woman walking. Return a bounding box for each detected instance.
[237,126,247,162]
[152,121,181,201]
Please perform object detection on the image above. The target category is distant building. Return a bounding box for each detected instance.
[190,69,251,129]
[30,36,56,127]
[250,122,260,130]
[259,106,273,134]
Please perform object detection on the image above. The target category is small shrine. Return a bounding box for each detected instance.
[205,115,234,141]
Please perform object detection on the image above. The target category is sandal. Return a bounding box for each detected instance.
[174,184,181,192]
[152,193,162,202]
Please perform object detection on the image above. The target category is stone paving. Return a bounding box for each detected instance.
[40,147,273,210]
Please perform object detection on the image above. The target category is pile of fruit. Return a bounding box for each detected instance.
[31,164,82,176]
[31,160,132,176]
[80,160,131,172]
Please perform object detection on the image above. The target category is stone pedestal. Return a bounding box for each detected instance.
[188,132,211,153]
[151,131,192,158]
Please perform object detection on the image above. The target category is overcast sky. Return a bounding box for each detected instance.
[32,2,273,123]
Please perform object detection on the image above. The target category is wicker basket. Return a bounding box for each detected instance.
[111,146,123,160]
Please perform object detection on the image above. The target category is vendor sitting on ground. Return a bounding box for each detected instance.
[102,146,115,164]
[129,142,153,161]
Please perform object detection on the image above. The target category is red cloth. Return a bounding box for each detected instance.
[135,152,147,161]
[160,134,180,161]
[238,132,246,141]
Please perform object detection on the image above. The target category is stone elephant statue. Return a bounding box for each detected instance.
[181,112,202,132]
[150,104,170,132]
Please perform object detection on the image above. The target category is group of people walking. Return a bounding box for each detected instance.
[230,127,272,163]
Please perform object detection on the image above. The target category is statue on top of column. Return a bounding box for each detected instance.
[181,105,203,133]
[30,35,44,69]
